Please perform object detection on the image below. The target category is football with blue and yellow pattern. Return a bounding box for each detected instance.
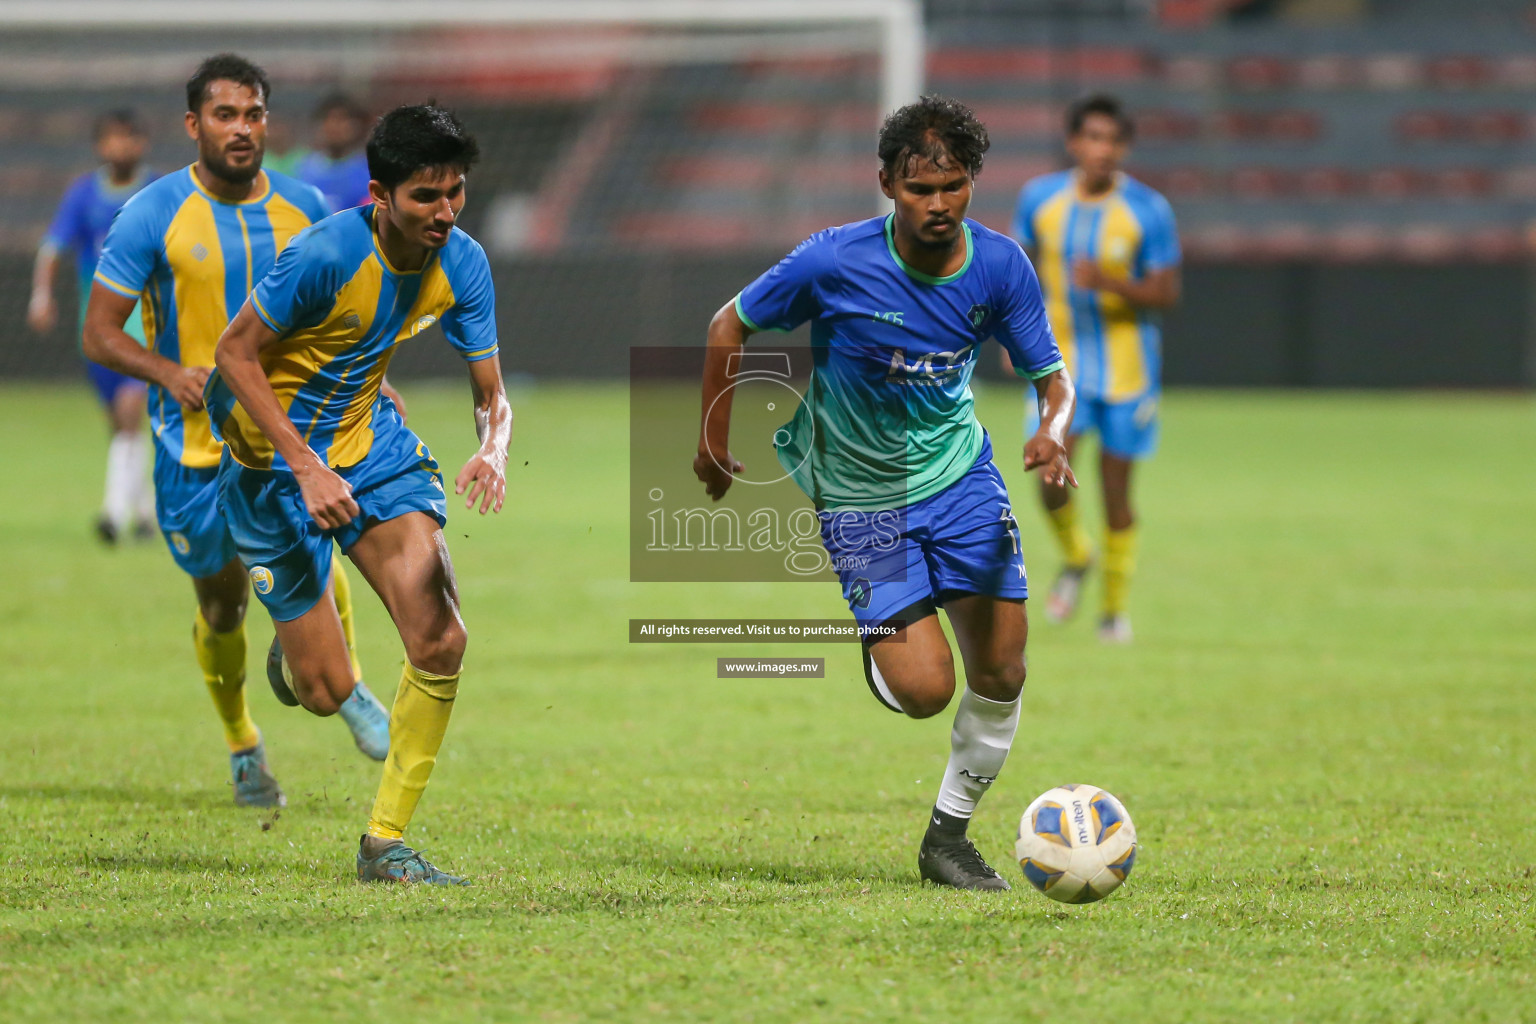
[1015,784,1137,903]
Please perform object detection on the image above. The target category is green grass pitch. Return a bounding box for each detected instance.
[1,381,1532,1022]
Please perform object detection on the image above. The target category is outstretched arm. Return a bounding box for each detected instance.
[693,300,754,501]
[214,299,360,529]
[85,282,208,409]
[1024,367,1077,489]
[456,354,511,515]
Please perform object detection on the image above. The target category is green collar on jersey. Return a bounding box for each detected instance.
[883,214,974,286]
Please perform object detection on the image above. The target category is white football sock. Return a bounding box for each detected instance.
[933,686,1021,820]
[103,434,138,530]
[122,432,154,521]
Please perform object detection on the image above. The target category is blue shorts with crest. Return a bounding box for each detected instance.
[216,406,447,622]
[819,435,1028,631]
[153,454,239,579]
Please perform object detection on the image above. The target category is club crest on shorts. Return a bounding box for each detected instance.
[849,577,873,610]
[169,531,190,555]
[250,566,274,595]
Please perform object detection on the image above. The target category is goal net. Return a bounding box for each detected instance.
[0,1,923,377]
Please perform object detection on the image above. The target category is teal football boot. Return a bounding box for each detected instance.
[230,740,286,808]
[356,836,469,886]
[337,682,390,761]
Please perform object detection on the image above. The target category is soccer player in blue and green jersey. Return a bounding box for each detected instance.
[695,96,1078,891]
[1013,95,1181,643]
[84,55,392,808]
[207,104,512,885]
[29,109,157,544]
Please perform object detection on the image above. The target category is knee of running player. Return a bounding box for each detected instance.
[402,617,467,678]
[288,657,353,716]
[964,654,1027,704]
[888,654,957,720]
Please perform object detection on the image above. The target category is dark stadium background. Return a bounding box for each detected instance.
[4,0,1533,388]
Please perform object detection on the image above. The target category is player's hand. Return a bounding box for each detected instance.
[380,379,409,425]
[1023,433,1077,489]
[26,293,57,334]
[694,448,743,502]
[295,462,361,531]
[456,448,506,515]
[164,365,211,411]
[1071,259,1104,291]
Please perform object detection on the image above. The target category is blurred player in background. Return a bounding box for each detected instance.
[1012,94,1180,644]
[83,54,392,808]
[28,110,157,544]
[208,104,510,885]
[696,96,1076,892]
[293,92,372,213]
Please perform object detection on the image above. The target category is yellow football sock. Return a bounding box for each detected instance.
[1102,526,1139,617]
[193,609,258,752]
[1046,499,1094,569]
[367,661,460,841]
[331,557,364,683]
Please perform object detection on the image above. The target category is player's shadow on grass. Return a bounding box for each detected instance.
[0,783,244,813]
[602,837,902,889]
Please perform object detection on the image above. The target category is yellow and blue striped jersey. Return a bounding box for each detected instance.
[1012,170,1179,402]
[95,165,330,467]
[206,206,499,472]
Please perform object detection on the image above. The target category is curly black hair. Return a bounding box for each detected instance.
[186,54,269,114]
[366,104,480,191]
[877,95,990,180]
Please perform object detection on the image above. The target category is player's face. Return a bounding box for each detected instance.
[185,80,267,185]
[1066,113,1128,189]
[374,167,466,251]
[880,156,973,251]
[96,125,146,175]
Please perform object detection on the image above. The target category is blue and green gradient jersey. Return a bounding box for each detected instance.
[206,206,499,472]
[735,214,1063,511]
[94,165,330,467]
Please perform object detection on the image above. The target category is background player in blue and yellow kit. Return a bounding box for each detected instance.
[83,54,391,807]
[208,105,512,885]
[1012,94,1181,643]
[696,97,1077,891]
[28,109,157,544]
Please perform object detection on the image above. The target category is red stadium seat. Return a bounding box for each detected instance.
[1363,168,1422,199]
[1395,110,1463,143]
[1362,55,1423,90]
[1468,111,1526,144]
[1296,55,1361,90]
[1229,167,1294,199]
[1427,168,1493,199]
[1298,167,1356,199]
[1226,55,1294,90]
[1323,225,1393,261]
[1426,55,1490,89]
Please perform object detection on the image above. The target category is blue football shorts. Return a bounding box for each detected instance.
[819,435,1028,632]
[1026,391,1160,460]
[153,452,240,579]
[216,409,447,622]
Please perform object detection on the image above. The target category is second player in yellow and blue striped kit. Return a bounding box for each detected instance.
[1012,95,1181,643]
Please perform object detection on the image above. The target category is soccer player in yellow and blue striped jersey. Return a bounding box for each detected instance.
[84,55,391,806]
[208,104,512,885]
[1013,94,1181,643]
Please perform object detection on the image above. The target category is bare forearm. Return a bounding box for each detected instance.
[470,362,512,456]
[30,249,57,300]
[1032,369,1076,441]
[1100,271,1179,309]
[214,305,321,471]
[698,305,750,456]
[83,284,180,383]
